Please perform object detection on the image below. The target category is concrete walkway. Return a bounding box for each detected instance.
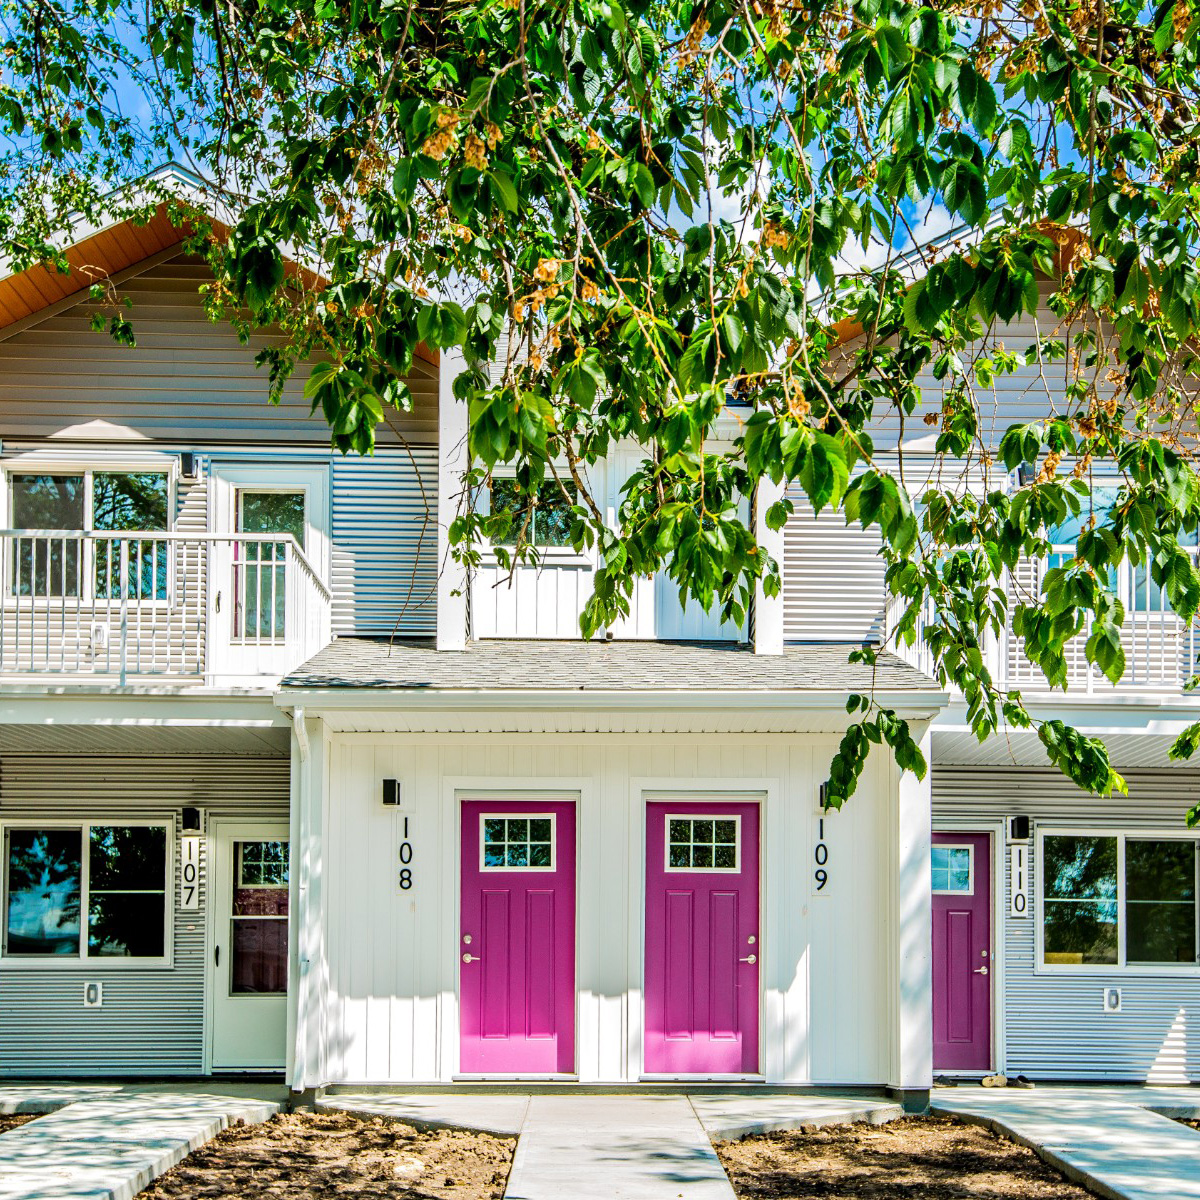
[322,1089,903,1199]
[0,1085,281,1200]
[933,1084,1200,1200]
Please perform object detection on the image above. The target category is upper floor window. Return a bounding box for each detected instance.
[9,470,169,598]
[489,479,576,548]
[1040,831,1198,969]
[2,823,169,961]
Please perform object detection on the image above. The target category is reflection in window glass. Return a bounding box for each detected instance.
[1048,488,1120,546]
[4,829,81,955]
[93,473,170,600]
[481,816,554,869]
[87,826,167,958]
[231,840,289,994]
[931,845,972,893]
[1126,840,1198,964]
[668,816,739,870]
[1043,835,1118,965]
[237,491,306,638]
[489,479,577,548]
[10,475,84,596]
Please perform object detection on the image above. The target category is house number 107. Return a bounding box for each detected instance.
[398,816,413,891]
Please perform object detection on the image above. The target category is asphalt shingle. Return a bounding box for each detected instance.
[282,637,940,693]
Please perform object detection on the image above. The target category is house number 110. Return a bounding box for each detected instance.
[398,816,413,891]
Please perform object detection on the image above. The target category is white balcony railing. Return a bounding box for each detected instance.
[884,553,1200,694]
[0,530,331,685]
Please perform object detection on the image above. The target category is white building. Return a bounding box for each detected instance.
[0,186,1196,1101]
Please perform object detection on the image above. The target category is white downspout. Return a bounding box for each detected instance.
[288,706,309,1092]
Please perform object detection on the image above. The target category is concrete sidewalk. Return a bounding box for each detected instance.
[322,1089,903,1199]
[0,1086,281,1200]
[933,1085,1200,1200]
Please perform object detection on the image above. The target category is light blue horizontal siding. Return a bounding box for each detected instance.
[0,755,288,1077]
[934,766,1200,1082]
[331,447,438,636]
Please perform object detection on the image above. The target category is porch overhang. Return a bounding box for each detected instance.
[932,694,1200,771]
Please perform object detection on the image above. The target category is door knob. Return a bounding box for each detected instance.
[739,954,757,964]
[973,965,988,975]
[462,953,481,963]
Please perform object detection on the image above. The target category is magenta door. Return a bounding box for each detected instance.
[644,801,760,1075]
[932,832,992,1072]
[459,799,576,1074]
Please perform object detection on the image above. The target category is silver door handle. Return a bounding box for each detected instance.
[973,965,988,975]
[739,954,757,964]
[462,953,481,964]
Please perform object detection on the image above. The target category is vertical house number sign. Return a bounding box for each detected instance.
[814,817,830,892]
[180,836,202,910]
[398,815,414,892]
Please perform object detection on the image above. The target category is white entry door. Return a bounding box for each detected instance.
[208,820,290,1071]
[207,463,330,682]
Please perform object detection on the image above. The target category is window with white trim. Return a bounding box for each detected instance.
[1040,832,1199,968]
[931,844,973,894]
[2,824,170,960]
[481,816,555,869]
[666,817,739,871]
[488,479,577,548]
[8,471,170,599]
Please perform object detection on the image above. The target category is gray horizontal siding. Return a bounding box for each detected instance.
[0,254,437,445]
[783,488,885,643]
[0,754,288,1077]
[331,448,438,635]
[934,766,1200,1082]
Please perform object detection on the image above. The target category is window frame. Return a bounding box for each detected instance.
[479,472,592,566]
[478,812,558,873]
[663,813,742,873]
[0,818,175,969]
[2,462,177,608]
[1035,825,1200,976]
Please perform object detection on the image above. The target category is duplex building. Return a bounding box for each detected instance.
[0,183,1196,1097]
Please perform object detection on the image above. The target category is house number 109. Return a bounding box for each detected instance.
[398,816,413,891]
[814,818,829,891]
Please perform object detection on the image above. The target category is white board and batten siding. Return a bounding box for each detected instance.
[934,766,1200,1082]
[0,755,288,1076]
[317,732,895,1085]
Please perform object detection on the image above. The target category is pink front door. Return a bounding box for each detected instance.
[644,801,760,1075]
[932,832,992,1072]
[459,800,576,1075]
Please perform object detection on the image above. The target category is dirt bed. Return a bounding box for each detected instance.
[717,1115,1092,1199]
[0,1113,37,1134]
[138,1109,514,1200]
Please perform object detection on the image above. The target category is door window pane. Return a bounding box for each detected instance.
[87,826,167,958]
[931,845,972,894]
[1126,840,1198,964]
[1042,835,1118,965]
[10,475,84,596]
[4,829,82,955]
[231,840,289,994]
[489,479,577,547]
[236,491,305,638]
[667,816,739,871]
[481,815,555,869]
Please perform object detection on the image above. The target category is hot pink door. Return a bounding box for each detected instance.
[460,800,576,1074]
[644,801,760,1075]
[932,832,992,1072]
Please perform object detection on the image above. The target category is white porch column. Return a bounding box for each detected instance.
[754,476,785,654]
[437,347,469,651]
[289,709,329,1093]
[889,724,934,1106]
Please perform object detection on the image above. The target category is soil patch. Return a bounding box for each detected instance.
[717,1115,1092,1198]
[0,1113,38,1134]
[138,1109,514,1200]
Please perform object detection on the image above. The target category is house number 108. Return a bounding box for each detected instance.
[398,816,413,891]
[814,818,829,891]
